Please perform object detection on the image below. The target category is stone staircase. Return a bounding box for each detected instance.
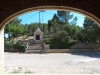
[17,38,44,53]
[25,43,44,53]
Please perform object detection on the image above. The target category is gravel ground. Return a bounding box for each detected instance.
[4,52,100,74]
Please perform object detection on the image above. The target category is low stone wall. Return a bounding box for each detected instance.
[44,49,100,53]
[4,49,20,52]
[70,43,100,49]
[17,39,33,46]
[5,48,100,53]
[5,42,100,53]
[44,44,50,49]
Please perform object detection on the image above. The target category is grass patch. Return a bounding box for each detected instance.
[24,70,33,74]
[10,70,21,74]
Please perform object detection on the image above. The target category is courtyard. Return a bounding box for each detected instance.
[4,52,100,74]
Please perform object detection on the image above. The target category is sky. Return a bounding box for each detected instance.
[18,10,85,27]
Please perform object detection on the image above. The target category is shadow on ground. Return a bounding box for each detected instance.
[71,52,100,58]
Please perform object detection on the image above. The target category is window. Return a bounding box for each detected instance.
[36,35,40,40]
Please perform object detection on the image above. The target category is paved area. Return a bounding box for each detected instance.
[4,52,100,74]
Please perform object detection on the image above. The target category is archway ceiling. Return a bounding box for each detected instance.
[0,0,100,25]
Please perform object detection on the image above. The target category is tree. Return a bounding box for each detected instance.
[70,17,78,25]
[43,23,48,35]
[4,18,24,41]
[48,20,51,32]
[47,11,81,41]
[57,11,73,24]
[82,17,100,43]
[83,17,96,29]
[54,31,68,40]
[48,14,59,34]
[64,23,82,39]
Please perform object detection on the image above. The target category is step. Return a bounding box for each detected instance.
[25,50,43,53]
[27,44,43,50]
[27,46,43,50]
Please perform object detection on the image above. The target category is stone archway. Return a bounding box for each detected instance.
[0,0,100,74]
[1,6,100,29]
[0,0,100,28]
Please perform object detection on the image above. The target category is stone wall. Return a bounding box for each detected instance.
[0,29,4,74]
[44,43,50,49]
[4,48,19,52]
[5,48,100,53]
[45,49,100,53]
[70,43,100,49]
[17,39,33,46]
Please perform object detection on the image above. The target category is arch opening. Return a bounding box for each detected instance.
[3,6,100,74]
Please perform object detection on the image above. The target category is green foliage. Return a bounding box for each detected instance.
[4,18,49,40]
[64,24,82,39]
[4,41,13,49]
[53,31,68,40]
[47,11,81,41]
[83,17,96,29]
[45,11,82,49]
[10,70,20,73]
[70,17,78,25]
[44,38,53,44]
[4,18,25,41]
[13,42,23,51]
[64,36,72,43]
[57,11,73,23]
[82,17,100,43]
[48,14,59,33]
[54,31,68,41]
[24,70,33,74]
[44,38,75,49]
[4,40,24,52]
[50,41,67,49]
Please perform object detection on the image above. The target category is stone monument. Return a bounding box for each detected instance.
[33,27,43,43]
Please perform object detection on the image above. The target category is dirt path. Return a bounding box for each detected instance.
[4,52,100,74]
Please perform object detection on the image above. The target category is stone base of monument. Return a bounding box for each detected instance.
[33,40,43,44]
[25,27,45,53]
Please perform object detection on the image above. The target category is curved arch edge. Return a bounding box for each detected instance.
[0,6,100,30]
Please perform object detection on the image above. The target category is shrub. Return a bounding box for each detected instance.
[50,41,68,49]
[53,31,68,40]
[64,36,72,43]
[4,41,13,49]
[44,38,53,44]
[13,42,24,52]
[44,38,75,49]
[4,40,25,52]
